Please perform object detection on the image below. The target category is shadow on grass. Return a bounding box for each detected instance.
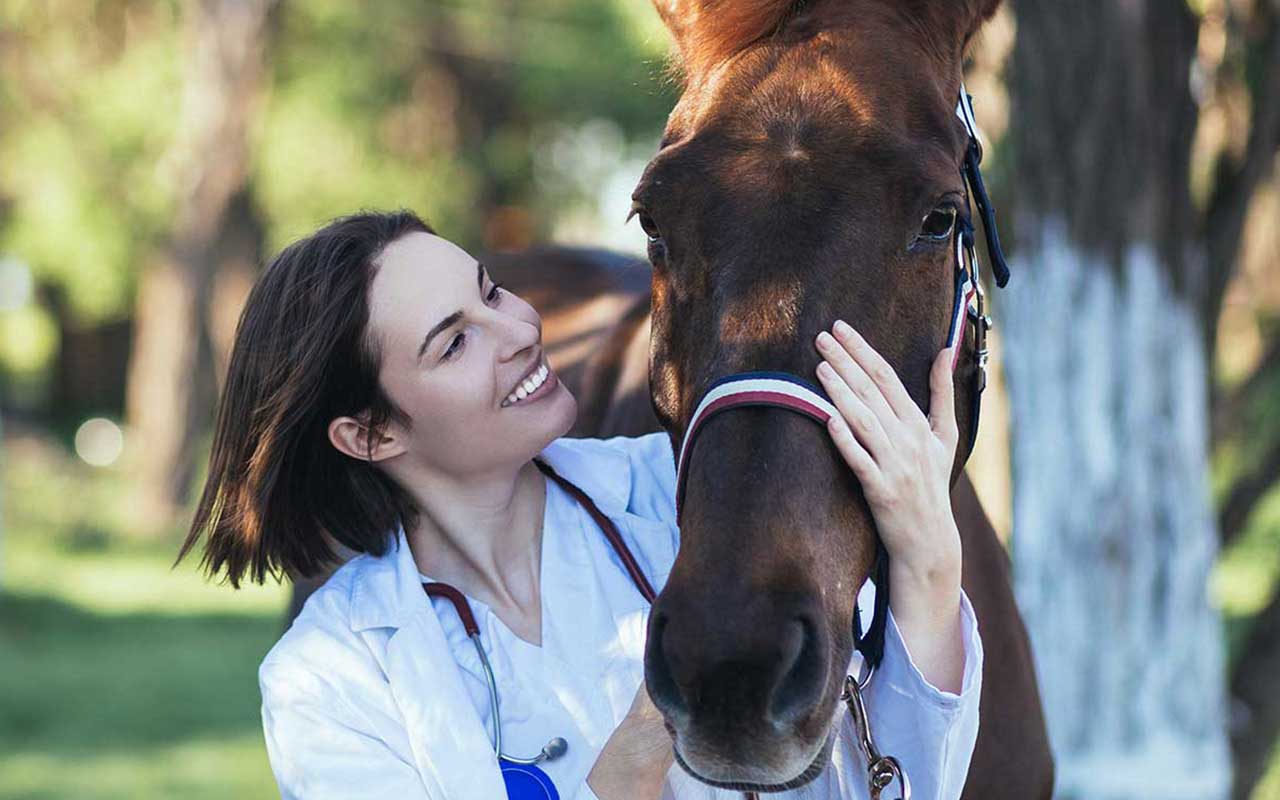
[0,590,282,757]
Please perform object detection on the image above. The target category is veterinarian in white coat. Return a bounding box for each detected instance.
[180,214,981,800]
[260,433,982,800]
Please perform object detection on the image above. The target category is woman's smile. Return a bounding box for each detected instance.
[501,355,559,408]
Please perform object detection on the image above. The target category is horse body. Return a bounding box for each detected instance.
[497,245,1053,798]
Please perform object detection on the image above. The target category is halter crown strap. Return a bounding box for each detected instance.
[954,83,984,160]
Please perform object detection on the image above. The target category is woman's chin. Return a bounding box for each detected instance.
[508,380,578,455]
[542,382,578,442]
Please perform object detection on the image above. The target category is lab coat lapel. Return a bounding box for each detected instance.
[358,529,508,800]
[349,438,670,800]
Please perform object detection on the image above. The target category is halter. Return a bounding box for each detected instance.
[670,85,1009,800]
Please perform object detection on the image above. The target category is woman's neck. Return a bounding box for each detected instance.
[403,459,548,613]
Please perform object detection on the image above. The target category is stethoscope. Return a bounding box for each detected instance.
[421,459,658,800]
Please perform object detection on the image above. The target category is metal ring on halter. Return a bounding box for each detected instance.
[843,672,912,800]
[856,659,876,692]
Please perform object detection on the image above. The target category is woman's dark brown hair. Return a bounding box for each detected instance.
[177,209,433,587]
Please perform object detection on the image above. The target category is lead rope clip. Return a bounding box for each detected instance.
[842,671,911,800]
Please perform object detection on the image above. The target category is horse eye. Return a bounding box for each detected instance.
[919,206,958,240]
[636,212,662,242]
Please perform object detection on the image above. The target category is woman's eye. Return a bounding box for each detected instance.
[919,206,958,241]
[443,332,465,361]
[487,281,504,303]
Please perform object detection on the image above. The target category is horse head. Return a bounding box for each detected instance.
[634,0,1002,790]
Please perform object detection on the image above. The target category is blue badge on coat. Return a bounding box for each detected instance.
[499,759,559,799]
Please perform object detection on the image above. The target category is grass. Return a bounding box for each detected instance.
[0,434,289,799]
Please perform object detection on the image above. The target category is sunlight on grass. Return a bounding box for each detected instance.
[0,733,277,800]
[1,434,292,799]
[4,532,289,617]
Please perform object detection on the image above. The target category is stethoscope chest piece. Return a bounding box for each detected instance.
[500,759,560,799]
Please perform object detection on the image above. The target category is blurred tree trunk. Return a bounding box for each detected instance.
[125,0,275,528]
[1004,1,1277,798]
[426,0,535,250]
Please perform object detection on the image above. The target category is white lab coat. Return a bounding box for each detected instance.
[260,432,983,800]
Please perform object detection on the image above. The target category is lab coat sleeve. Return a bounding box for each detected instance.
[610,431,679,528]
[260,660,432,800]
[567,779,606,800]
[805,589,983,800]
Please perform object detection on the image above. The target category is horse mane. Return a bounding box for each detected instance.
[676,0,807,79]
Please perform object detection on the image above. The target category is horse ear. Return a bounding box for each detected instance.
[904,0,1002,55]
[961,0,1002,47]
[650,0,698,59]
[649,0,800,78]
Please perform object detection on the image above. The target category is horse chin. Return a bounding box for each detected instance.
[669,723,837,794]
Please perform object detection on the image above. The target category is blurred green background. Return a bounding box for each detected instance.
[1,0,1278,798]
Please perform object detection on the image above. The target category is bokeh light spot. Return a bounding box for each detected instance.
[74,418,125,467]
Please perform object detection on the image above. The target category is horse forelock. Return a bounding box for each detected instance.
[671,0,807,81]
[665,0,1001,85]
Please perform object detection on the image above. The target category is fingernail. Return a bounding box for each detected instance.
[817,331,835,349]
[834,320,853,339]
[817,361,834,378]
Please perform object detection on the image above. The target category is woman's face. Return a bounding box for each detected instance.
[364,231,577,477]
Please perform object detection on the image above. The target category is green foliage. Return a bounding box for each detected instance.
[0,0,183,323]
[0,0,675,322]
[253,0,674,252]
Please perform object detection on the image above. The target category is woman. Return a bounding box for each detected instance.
[179,210,981,800]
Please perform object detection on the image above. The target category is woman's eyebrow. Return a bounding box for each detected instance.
[416,261,485,361]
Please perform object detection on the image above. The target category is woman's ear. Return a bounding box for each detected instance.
[328,415,406,463]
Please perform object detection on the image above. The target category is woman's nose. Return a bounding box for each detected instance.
[496,311,541,361]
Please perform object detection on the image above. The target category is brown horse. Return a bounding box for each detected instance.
[622,0,1053,795]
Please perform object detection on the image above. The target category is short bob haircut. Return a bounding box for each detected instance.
[177,209,433,587]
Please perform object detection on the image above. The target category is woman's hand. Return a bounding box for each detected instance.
[586,681,673,799]
[815,319,965,692]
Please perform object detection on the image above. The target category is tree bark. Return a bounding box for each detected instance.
[1005,2,1236,797]
[124,0,274,527]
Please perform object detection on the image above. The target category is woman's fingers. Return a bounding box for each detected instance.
[825,413,883,496]
[816,329,900,439]
[816,358,893,467]
[831,320,920,427]
[930,346,960,455]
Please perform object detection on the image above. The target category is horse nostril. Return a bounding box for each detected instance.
[644,609,688,720]
[767,613,827,725]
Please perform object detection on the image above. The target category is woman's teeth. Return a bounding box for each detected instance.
[505,363,549,407]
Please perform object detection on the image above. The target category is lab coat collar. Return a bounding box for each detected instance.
[348,436,634,633]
